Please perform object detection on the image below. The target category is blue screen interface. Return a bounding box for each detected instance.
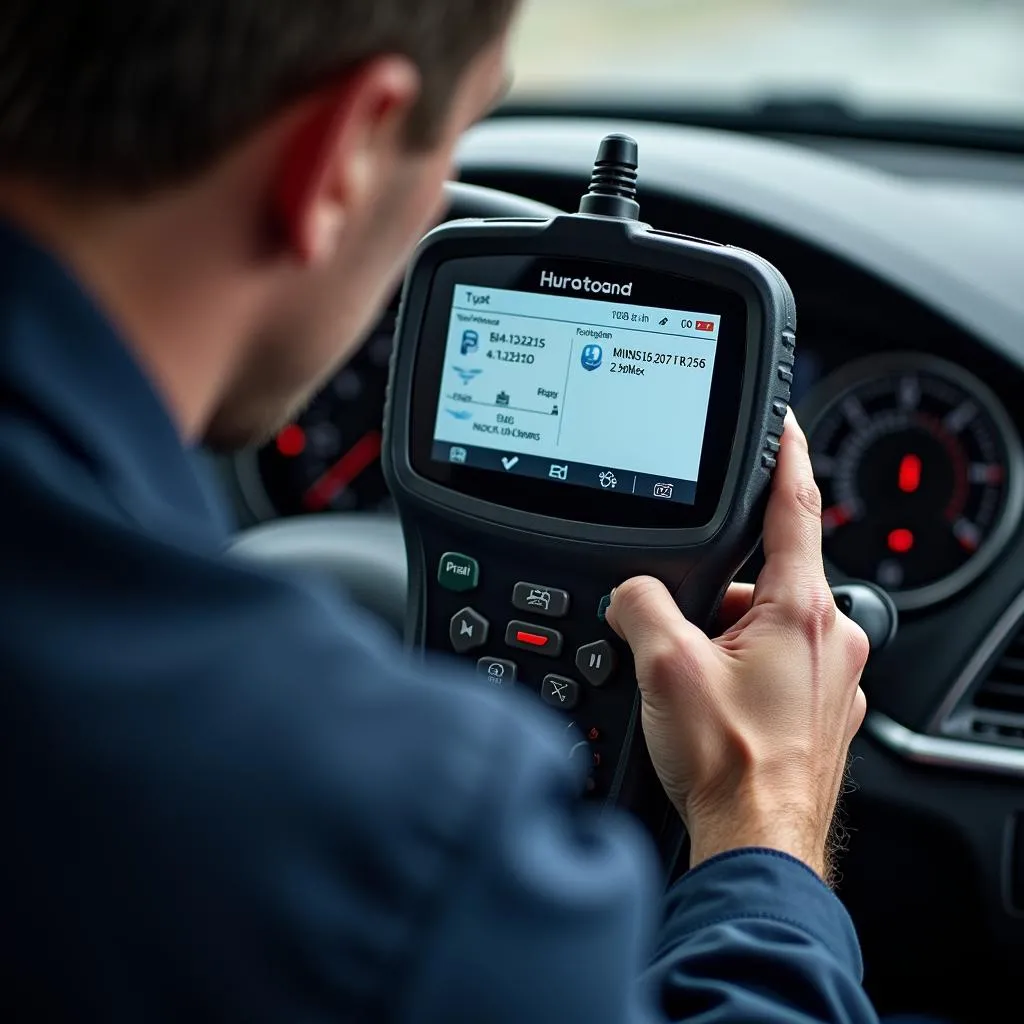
[431,283,722,505]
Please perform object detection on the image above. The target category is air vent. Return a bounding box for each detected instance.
[974,629,1024,716]
[970,626,1024,716]
[963,625,1024,746]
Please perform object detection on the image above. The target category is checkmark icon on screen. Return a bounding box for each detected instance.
[502,456,520,471]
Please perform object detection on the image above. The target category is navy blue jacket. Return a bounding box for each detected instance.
[0,222,879,1022]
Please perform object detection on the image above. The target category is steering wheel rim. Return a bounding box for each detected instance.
[229,182,562,630]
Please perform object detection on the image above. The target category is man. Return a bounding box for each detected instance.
[0,3,877,1021]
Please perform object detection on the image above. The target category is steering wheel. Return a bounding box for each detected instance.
[229,182,562,632]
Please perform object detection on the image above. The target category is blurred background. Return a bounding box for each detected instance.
[509,0,1024,126]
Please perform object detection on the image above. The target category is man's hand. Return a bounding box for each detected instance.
[605,412,869,881]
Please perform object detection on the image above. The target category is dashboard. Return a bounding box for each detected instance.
[224,118,1024,1017]
[229,121,1024,617]
[233,315,397,519]
[232,290,1024,613]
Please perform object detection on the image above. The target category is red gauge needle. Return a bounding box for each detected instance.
[303,430,382,512]
[898,453,922,493]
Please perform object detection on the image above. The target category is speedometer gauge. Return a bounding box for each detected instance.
[235,316,397,518]
[802,354,1023,610]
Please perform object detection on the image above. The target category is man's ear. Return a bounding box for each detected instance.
[274,56,422,265]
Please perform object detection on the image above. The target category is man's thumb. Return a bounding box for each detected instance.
[606,577,711,703]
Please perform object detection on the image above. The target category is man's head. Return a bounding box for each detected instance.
[0,2,518,447]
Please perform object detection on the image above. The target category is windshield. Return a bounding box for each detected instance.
[509,0,1024,126]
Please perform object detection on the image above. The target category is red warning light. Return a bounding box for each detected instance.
[898,454,922,493]
[822,505,852,532]
[888,528,915,554]
[276,424,306,458]
[695,320,716,332]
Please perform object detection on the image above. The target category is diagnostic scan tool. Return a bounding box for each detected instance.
[383,135,894,856]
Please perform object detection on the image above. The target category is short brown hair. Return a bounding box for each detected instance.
[0,1,516,195]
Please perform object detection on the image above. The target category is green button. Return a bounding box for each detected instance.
[438,552,480,592]
[597,594,612,621]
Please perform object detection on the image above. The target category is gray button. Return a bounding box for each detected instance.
[542,675,580,711]
[477,658,517,689]
[512,583,571,619]
[450,608,489,654]
[576,641,617,687]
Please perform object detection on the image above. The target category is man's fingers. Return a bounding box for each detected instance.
[762,410,823,568]
[716,584,755,634]
[755,410,830,610]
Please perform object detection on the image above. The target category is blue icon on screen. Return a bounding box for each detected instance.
[446,408,473,421]
[581,344,603,372]
[453,366,483,385]
[460,330,480,356]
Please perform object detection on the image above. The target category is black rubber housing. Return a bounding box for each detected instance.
[383,208,797,867]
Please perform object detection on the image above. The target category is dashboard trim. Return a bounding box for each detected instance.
[928,586,1024,734]
[867,711,1024,777]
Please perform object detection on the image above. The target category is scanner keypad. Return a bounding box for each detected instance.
[432,552,626,800]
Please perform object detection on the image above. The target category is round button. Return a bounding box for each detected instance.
[568,740,591,772]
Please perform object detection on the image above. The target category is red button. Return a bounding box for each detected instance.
[517,630,549,648]
[505,621,563,658]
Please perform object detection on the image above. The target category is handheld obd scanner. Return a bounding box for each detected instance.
[384,135,895,863]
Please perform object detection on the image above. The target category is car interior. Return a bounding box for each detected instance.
[217,3,1024,1020]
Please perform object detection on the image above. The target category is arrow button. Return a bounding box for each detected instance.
[449,608,490,655]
